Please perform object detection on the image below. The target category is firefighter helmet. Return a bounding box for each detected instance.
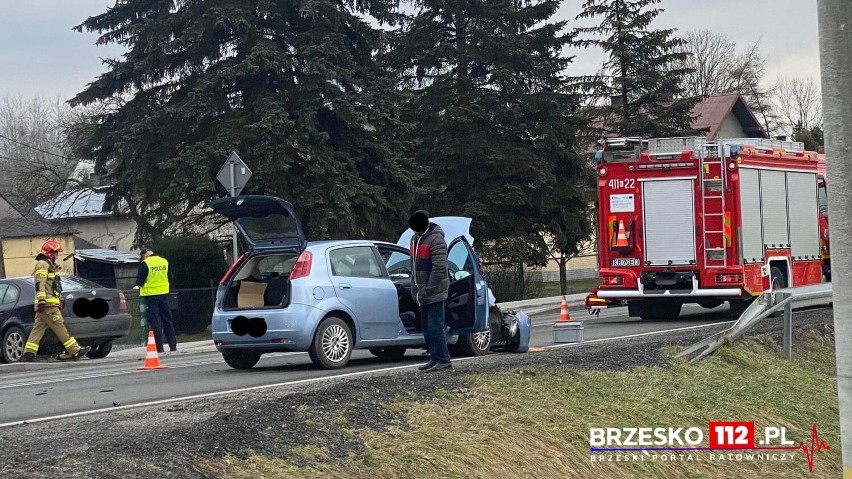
[40,239,63,258]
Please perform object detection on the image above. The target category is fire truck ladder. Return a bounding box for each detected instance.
[699,142,728,267]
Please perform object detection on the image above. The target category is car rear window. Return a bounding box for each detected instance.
[59,276,106,290]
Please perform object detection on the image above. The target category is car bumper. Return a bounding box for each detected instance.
[596,276,742,299]
[212,303,323,352]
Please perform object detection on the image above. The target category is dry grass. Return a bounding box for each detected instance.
[199,325,841,479]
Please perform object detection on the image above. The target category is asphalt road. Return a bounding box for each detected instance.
[528,302,735,347]
[0,302,782,426]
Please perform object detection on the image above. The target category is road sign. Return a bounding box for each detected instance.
[216,151,252,196]
[216,151,252,263]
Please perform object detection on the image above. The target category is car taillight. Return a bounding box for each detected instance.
[602,275,624,285]
[289,251,313,280]
[220,254,247,286]
[119,291,127,311]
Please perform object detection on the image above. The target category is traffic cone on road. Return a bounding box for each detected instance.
[139,330,167,371]
[553,294,583,344]
[557,295,572,322]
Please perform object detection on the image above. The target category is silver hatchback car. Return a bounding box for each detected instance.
[208,196,529,370]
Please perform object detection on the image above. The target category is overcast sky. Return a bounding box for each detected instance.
[0,0,820,101]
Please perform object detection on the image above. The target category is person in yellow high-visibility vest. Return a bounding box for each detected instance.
[136,248,177,353]
[19,240,90,362]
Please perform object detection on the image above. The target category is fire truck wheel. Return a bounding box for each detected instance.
[770,267,785,290]
[728,299,754,318]
[769,267,786,317]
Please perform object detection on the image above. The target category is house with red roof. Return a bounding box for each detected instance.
[690,93,767,140]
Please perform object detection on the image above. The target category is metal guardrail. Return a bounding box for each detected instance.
[676,283,833,363]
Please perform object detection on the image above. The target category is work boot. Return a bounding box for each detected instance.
[418,360,436,371]
[56,346,91,361]
[19,352,37,363]
[424,361,453,373]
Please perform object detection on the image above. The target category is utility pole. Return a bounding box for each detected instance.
[817,2,852,477]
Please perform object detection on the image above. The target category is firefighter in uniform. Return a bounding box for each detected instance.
[19,240,90,362]
[136,248,177,353]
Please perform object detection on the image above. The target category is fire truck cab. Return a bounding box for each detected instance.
[586,136,829,319]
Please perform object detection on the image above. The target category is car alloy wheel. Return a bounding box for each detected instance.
[449,327,491,357]
[322,323,350,363]
[3,326,25,363]
[473,329,491,351]
[309,317,353,369]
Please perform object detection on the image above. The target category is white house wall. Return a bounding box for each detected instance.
[70,217,137,251]
[716,112,749,139]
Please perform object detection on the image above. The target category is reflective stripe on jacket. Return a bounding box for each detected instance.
[33,259,62,307]
[140,256,170,296]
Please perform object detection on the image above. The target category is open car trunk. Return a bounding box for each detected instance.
[221,252,300,310]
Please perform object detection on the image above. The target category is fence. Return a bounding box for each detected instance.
[121,285,218,337]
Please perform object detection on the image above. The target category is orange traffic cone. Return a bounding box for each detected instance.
[557,295,572,322]
[139,330,167,370]
[614,221,629,247]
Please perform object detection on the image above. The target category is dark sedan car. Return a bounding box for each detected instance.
[0,276,132,363]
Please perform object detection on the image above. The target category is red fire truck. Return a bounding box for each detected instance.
[585,136,829,319]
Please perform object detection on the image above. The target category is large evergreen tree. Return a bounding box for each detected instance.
[388,0,592,263]
[70,0,416,244]
[574,0,700,138]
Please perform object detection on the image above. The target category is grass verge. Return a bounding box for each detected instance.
[197,324,840,478]
[532,278,601,298]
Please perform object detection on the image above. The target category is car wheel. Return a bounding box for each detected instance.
[369,347,407,360]
[2,326,26,363]
[449,328,491,357]
[222,350,262,370]
[308,317,353,369]
[85,340,113,359]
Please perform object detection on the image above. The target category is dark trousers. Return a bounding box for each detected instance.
[422,300,450,364]
[145,294,176,352]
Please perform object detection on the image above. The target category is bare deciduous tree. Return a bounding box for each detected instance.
[773,75,823,136]
[727,42,779,135]
[678,30,778,134]
[0,96,93,214]
[680,30,738,97]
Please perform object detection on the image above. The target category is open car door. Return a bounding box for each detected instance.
[445,237,488,334]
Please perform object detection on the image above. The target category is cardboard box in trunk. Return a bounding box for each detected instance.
[238,281,267,308]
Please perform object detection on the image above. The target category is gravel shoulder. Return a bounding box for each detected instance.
[0,308,834,479]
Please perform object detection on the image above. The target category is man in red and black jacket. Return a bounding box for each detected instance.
[408,210,452,372]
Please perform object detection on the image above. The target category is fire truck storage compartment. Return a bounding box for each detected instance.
[738,168,763,262]
[760,170,789,249]
[642,179,696,266]
[787,172,820,259]
[738,168,820,263]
